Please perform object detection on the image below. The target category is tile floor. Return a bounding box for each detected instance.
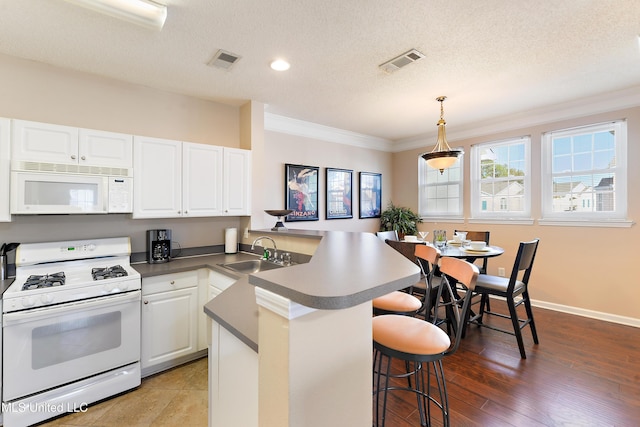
[38,357,208,427]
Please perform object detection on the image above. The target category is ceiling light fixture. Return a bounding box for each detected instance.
[270,59,290,71]
[421,96,464,174]
[64,0,167,30]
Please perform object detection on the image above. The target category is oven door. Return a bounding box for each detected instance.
[2,290,140,401]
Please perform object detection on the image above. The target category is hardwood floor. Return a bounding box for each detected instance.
[33,305,640,426]
[378,305,640,426]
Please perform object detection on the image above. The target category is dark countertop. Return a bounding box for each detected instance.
[248,230,421,309]
[205,230,420,352]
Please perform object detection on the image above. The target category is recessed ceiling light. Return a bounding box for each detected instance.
[270,59,290,71]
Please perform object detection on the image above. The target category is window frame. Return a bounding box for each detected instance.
[540,120,629,226]
[470,136,531,221]
[418,149,464,221]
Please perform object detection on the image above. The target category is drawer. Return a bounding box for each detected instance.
[142,271,198,295]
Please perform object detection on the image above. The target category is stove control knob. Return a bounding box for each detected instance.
[120,282,129,291]
[22,296,35,308]
[41,294,54,304]
[103,283,114,293]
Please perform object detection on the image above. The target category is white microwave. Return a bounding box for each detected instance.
[10,170,132,214]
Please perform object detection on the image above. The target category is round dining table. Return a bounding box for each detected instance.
[400,239,504,263]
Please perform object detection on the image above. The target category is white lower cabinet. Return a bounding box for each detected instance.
[200,270,237,350]
[209,320,258,427]
[141,271,199,374]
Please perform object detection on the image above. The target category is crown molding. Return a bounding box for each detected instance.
[264,112,394,152]
[394,85,640,152]
[264,86,640,154]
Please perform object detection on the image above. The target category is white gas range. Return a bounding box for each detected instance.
[2,237,142,427]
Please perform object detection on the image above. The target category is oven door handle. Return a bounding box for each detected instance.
[3,290,141,326]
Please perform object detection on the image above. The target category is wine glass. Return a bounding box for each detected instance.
[418,231,429,242]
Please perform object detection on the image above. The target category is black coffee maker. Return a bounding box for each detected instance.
[147,229,172,263]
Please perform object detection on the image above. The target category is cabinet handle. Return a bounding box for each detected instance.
[170,280,175,285]
[81,155,86,160]
[71,155,76,160]
[143,300,149,304]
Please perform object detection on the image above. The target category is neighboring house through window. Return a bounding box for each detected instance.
[470,136,531,221]
[541,120,628,225]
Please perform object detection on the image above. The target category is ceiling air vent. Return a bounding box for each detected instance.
[379,49,425,73]
[207,49,242,70]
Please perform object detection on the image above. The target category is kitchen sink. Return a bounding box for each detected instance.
[218,259,284,274]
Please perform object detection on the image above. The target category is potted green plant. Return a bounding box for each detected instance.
[379,202,422,239]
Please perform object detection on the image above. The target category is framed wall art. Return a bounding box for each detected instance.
[359,172,382,219]
[285,163,319,222]
[325,168,353,219]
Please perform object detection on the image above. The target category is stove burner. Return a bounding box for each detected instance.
[22,272,66,290]
[92,265,128,280]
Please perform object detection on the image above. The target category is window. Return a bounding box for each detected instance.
[470,137,531,220]
[541,120,627,223]
[418,152,463,219]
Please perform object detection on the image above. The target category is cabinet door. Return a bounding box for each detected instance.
[0,118,10,222]
[79,128,133,169]
[183,142,223,217]
[11,120,78,164]
[133,136,182,218]
[223,148,251,216]
[141,286,198,369]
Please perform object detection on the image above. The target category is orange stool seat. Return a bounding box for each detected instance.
[373,315,450,356]
[372,291,421,315]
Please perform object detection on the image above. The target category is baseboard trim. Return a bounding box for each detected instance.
[530,299,640,328]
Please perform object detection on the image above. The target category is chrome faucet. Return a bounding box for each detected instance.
[251,236,278,261]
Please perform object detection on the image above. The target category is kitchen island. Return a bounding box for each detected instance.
[204,230,420,427]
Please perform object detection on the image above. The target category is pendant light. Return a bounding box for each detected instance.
[421,96,463,174]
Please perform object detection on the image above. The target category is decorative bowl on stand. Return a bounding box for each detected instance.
[265,210,293,231]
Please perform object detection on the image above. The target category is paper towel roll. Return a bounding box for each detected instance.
[225,228,238,254]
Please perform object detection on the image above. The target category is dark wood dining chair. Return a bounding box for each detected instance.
[376,230,399,242]
[454,229,490,274]
[468,238,540,359]
[413,244,443,322]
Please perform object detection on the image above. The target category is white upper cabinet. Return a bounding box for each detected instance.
[12,120,78,164]
[11,120,132,169]
[223,147,251,216]
[79,128,133,169]
[134,137,250,219]
[183,142,223,217]
[0,118,10,222]
[133,136,182,218]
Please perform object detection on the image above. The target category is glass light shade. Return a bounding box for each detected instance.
[422,96,463,173]
[425,155,459,171]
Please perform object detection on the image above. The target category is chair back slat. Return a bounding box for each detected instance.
[376,230,399,242]
[508,239,540,292]
[385,239,416,262]
[455,229,490,274]
[438,257,479,354]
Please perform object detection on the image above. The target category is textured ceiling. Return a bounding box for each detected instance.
[0,0,639,142]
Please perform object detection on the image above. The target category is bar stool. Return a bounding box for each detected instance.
[372,291,422,316]
[372,257,478,427]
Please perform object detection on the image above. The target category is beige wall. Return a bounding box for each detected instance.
[0,53,242,253]
[393,106,640,323]
[258,130,393,233]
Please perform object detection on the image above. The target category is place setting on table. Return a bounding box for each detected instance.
[405,230,504,260]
